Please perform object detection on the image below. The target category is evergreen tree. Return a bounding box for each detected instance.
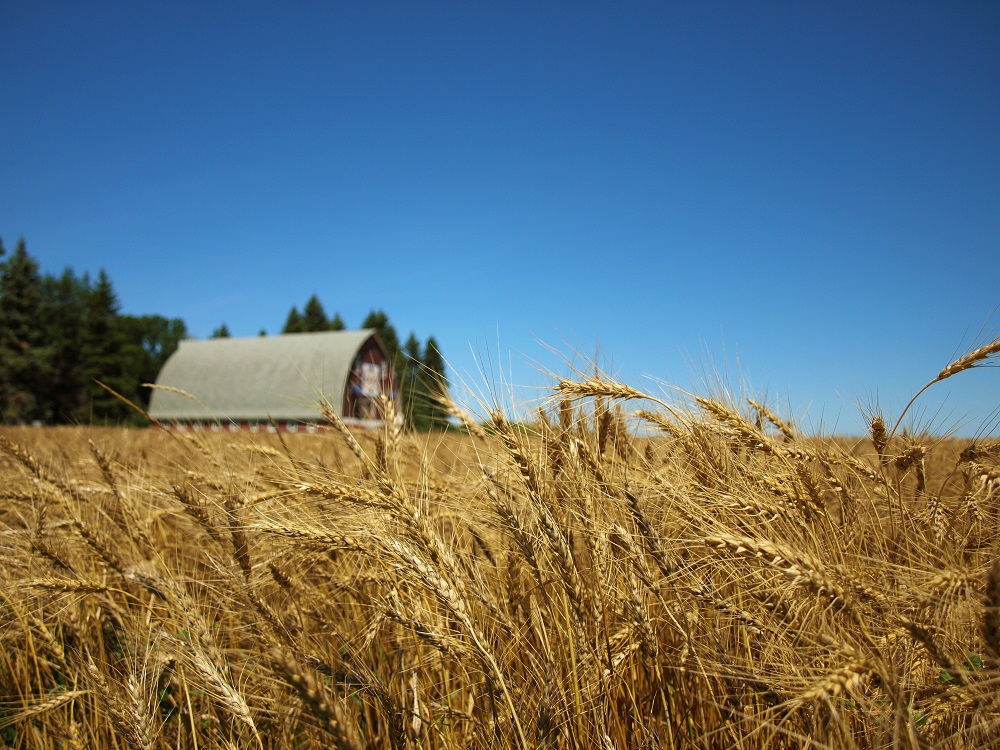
[329,312,345,331]
[422,336,450,428]
[396,332,449,431]
[283,306,304,333]
[0,239,51,422]
[361,309,400,360]
[302,295,329,332]
[40,268,89,421]
[121,314,187,411]
[0,238,192,424]
[80,270,130,422]
[400,332,428,430]
[211,323,231,338]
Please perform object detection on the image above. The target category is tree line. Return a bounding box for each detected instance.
[0,238,449,429]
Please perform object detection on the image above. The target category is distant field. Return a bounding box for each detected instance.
[1,377,998,749]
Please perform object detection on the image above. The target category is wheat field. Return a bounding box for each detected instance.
[1,357,999,748]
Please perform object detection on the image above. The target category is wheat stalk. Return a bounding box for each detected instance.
[893,334,1000,436]
[791,659,877,709]
[270,648,362,750]
[984,559,1000,667]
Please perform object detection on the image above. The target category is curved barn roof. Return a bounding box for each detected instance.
[148,329,385,421]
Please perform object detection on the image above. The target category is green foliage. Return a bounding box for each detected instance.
[302,295,329,332]
[282,306,304,333]
[939,654,985,685]
[125,314,188,410]
[79,270,132,423]
[210,323,231,338]
[284,295,347,333]
[39,268,88,421]
[422,336,449,427]
[0,239,187,425]
[399,332,450,431]
[0,239,50,421]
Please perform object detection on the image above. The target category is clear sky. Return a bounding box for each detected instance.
[3,1,998,436]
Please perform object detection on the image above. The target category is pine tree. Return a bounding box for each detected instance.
[211,323,231,338]
[122,314,187,411]
[283,306,304,333]
[80,270,129,423]
[422,336,449,428]
[0,239,52,422]
[302,295,329,332]
[361,309,400,360]
[400,332,428,430]
[0,239,192,424]
[330,312,345,331]
[40,268,89,421]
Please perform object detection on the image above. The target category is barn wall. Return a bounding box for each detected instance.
[343,337,398,420]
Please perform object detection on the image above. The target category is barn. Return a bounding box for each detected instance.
[147,329,398,432]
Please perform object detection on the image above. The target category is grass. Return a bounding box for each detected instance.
[0,349,998,749]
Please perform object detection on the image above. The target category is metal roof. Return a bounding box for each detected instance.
[147,329,383,421]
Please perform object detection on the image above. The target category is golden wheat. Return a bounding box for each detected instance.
[1,349,997,749]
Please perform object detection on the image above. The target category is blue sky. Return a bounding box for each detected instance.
[3,1,998,436]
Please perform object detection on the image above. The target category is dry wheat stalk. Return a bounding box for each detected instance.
[535,659,557,745]
[0,690,86,732]
[918,570,981,614]
[270,648,362,750]
[84,654,156,750]
[696,397,766,444]
[26,577,110,594]
[933,336,1000,383]
[441,393,490,441]
[252,520,370,552]
[871,415,889,463]
[968,462,1000,497]
[791,659,877,709]
[88,440,155,556]
[223,493,252,579]
[320,397,373,470]
[893,334,1000,436]
[748,399,795,441]
[173,636,261,746]
[686,581,767,637]
[0,434,45,481]
[368,463,518,639]
[373,586,473,662]
[70,514,128,575]
[484,478,544,589]
[294,479,388,508]
[24,613,69,666]
[984,559,1000,666]
[622,563,658,660]
[123,672,158,750]
[636,409,683,438]
[491,411,544,499]
[703,534,855,613]
[624,489,676,580]
[172,483,227,547]
[900,618,966,687]
[386,538,529,748]
[555,377,650,403]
